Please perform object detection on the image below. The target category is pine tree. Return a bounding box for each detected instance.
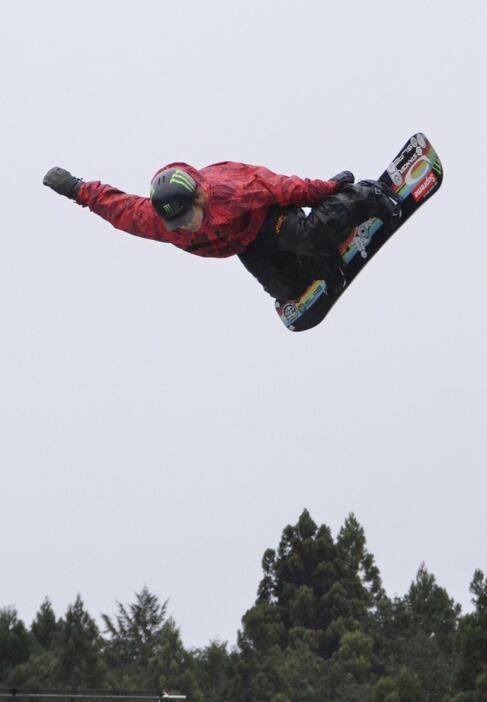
[236,510,384,701]
[370,564,460,702]
[373,666,426,702]
[148,618,203,701]
[5,649,59,688]
[102,586,168,686]
[193,641,233,702]
[31,598,59,650]
[241,510,383,659]
[56,594,106,687]
[452,569,487,699]
[0,607,32,682]
[405,564,460,651]
[6,599,61,687]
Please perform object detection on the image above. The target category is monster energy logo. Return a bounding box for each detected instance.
[163,203,173,215]
[170,169,196,193]
[432,159,443,176]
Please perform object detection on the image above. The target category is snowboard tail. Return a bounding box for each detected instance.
[275,133,443,331]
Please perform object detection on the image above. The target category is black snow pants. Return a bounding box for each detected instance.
[238,182,392,300]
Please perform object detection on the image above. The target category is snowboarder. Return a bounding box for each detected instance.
[43,161,401,301]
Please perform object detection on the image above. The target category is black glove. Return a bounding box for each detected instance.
[43,167,82,200]
[330,170,355,188]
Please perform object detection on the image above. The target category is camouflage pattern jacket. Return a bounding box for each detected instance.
[76,161,339,258]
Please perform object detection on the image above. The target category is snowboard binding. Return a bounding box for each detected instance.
[357,179,403,229]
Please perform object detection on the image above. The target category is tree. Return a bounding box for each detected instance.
[7,598,62,687]
[149,618,203,701]
[235,510,385,701]
[5,650,59,688]
[371,565,460,702]
[240,510,384,660]
[31,597,59,650]
[0,606,32,682]
[102,586,169,686]
[453,570,487,699]
[373,667,425,702]
[193,640,233,702]
[56,594,106,687]
[405,564,460,652]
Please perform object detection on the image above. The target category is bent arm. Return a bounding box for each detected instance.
[209,163,341,220]
[252,166,340,208]
[76,181,165,241]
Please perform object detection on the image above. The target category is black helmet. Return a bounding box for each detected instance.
[150,167,198,231]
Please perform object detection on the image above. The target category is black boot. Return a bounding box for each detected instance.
[297,181,402,255]
[355,180,402,229]
[301,247,346,297]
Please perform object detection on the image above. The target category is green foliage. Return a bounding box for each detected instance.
[373,675,397,702]
[56,594,106,687]
[1,510,486,702]
[452,570,487,698]
[240,510,384,665]
[31,597,59,650]
[335,630,374,682]
[372,667,425,701]
[406,564,460,652]
[102,586,168,687]
[0,606,32,681]
[192,640,232,702]
[5,600,59,686]
[6,650,59,687]
[148,617,202,701]
[370,564,460,702]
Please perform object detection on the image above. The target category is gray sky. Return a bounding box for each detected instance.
[1,0,486,649]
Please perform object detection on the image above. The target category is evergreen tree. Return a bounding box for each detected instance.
[102,586,168,686]
[193,641,233,702]
[0,606,32,682]
[56,594,106,687]
[6,650,59,688]
[405,564,460,651]
[323,630,375,701]
[31,598,59,650]
[373,666,426,702]
[240,510,383,659]
[452,570,487,700]
[3,512,485,701]
[149,618,202,701]
[371,565,460,702]
[6,598,62,687]
[235,510,384,701]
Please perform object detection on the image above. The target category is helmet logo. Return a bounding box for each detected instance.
[169,169,196,193]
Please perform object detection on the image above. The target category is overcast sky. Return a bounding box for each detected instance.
[1,0,486,649]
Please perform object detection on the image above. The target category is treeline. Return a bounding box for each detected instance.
[1,510,487,701]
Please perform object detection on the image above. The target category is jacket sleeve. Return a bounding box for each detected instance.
[76,181,166,241]
[207,163,341,222]
[233,166,339,209]
[248,166,340,208]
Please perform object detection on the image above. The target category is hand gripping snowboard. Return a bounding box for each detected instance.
[275,133,443,331]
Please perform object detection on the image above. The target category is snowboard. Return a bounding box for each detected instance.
[275,133,443,331]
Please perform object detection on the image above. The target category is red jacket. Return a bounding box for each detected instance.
[76,161,340,258]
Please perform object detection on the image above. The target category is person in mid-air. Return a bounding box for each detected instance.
[43,160,401,301]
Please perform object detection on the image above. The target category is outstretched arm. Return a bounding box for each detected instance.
[43,167,164,241]
[76,180,162,239]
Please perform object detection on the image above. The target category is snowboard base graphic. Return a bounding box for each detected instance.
[275,133,443,331]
